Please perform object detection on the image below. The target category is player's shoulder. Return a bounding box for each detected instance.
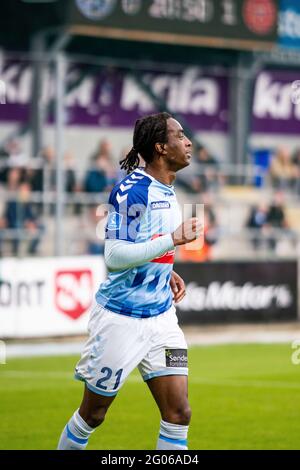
[109,169,152,205]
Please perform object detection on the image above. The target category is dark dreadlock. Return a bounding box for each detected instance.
[120,112,172,174]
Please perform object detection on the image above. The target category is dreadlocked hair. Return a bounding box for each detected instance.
[120,112,172,174]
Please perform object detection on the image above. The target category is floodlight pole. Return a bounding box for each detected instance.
[31,33,46,158]
[54,52,66,256]
[230,53,257,183]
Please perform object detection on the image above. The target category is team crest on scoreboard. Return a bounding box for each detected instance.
[76,0,117,20]
[121,0,142,15]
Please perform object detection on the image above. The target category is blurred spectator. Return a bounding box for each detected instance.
[246,203,269,250]
[192,146,220,193]
[292,148,300,173]
[28,146,77,194]
[0,143,9,159]
[0,145,8,184]
[246,192,294,253]
[0,182,43,256]
[89,138,113,163]
[98,138,113,159]
[84,154,108,193]
[98,153,117,190]
[3,138,29,169]
[176,145,221,194]
[80,205,106,255]
[6,167,22,191]
[88,139,117,190]
[84,142,117,193]
[26,146,78,215]
[0,139,28,185]
[64,151,77,194]
[270,147,296,190]
[292,148,300,193]
[265,191,290,252]
[0,169,23,246]
[26,146,55,193]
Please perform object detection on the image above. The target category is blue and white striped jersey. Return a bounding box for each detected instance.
[95,168,182,318]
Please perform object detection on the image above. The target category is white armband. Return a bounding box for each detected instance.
[105,234,174,271]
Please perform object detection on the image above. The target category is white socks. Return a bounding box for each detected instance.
[156,420,189,450]
[57,409,95,450]
[58,414,189,450]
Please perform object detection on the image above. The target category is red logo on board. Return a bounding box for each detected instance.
[243,0,277,35]
[55,270,93,320]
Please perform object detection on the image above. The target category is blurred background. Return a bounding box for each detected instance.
[0,0,300,450]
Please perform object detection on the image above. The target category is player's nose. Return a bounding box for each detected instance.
[185,137,192,148]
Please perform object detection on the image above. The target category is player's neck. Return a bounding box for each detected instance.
[144,165,176,186]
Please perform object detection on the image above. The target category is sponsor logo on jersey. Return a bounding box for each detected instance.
[151,201,171,210]
[165,349,188,368]
[55,270,93,320]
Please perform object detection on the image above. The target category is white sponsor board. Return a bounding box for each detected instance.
[0,256,106,338]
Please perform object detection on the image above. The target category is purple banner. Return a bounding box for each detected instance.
[0,61,299,134]
[0,61,228,132]
[252,69,300,134]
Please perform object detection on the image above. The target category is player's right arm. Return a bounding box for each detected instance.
[104,180,201,271]
[105,218,201,272]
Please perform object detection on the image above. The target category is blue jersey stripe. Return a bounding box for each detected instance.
[146,274,160,292]
[131,268,148,287]
[96,290,173,318]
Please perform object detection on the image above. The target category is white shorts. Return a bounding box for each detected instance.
[75,303,188,396]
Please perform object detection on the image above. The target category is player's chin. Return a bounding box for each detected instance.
[181,157,191,168]
[175,157,191,172]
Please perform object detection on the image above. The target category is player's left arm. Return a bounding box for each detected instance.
[170,270,186,303]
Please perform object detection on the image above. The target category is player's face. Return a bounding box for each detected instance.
[164,118,193,171]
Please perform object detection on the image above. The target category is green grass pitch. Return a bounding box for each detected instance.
[0,343,300,450]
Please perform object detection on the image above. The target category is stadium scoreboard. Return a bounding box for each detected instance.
[69,0,278,51]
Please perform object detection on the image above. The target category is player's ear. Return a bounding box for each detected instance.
[155,143,167,156]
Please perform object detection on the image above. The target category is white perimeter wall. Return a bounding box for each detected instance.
[0,256,106,338]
